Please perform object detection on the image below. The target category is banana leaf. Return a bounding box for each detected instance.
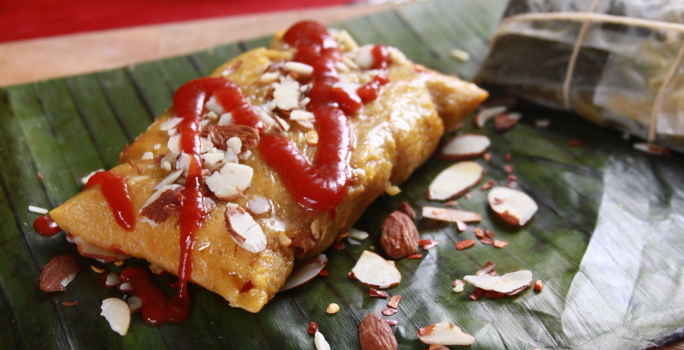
[0,0,683,349]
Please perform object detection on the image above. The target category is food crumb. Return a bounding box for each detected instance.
[326,303,340,314]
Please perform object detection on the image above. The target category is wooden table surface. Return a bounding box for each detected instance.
[0,2,681,349]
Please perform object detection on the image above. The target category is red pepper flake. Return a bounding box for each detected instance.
[418,239,432,246]
[444,200,458,207]
[61,301,78,306]
[494,240,508,248]
[418,324,436,336]
[369,288,389,298]
[319,269,329,276]
[504,164,515,173]
[331,242,345,250]
[452,279,464,287]
[386,319,398,326]
[484,229,496,238]
[480,180,494,191]
[308,322,318,334]
[484,291,505,298]
[507,181,518,189]
[474,227,484,239]
[534,280,543,292]
[507,174,517,182]
[348,271,357,280]
[37,172,43,180]
[387,295,402,309]
[569,140,582,147]
[505,153,511,161]
[456,239,475,250]
[480,237,494,245]
[240,280,254,293]
[407,253,423,259]
[382,308,398,316]
[423,240,438,250]
[419,239,438,250]
[483,153,492,162]
[127,159,144,174]
[469,288,484,300]
[456,220,467,232]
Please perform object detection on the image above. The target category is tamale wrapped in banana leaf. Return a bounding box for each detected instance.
[475,0,684,153]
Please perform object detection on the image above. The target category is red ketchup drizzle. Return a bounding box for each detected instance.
[258,21,354,212]
[83,171,135,231]
[119,77,266,325]
[357,75,390,104]
[33,215,61,236]
[119,267,191,325]
[371,45,389,70]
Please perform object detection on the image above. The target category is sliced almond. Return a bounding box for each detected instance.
[437,134,490,160]
[246,195,271,215]
[488,187,538,226]
[452,279,464,293]
[426,161,483,201]
[422,207,481,223]
[127,296,142,313]
[71,236,131,262]
[273,79,300,110]
[417,321,475,346]
[464,270,533,294]
[474,106,506,128]
[153,169,183,190]
[494,112,521,132]
[100,298,131,336]
[280,255,326,291]
[633,142,672,156]
[351,251,401,289]
[39,255,80,292]
[314,330,331,350]
[225,207,267,253]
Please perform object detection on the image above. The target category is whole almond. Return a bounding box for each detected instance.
[380,211,419,259]
[359,313,398,350]
[40,255,80,292]
[397,202,416,219]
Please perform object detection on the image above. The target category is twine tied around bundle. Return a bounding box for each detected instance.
[495,0,684,143]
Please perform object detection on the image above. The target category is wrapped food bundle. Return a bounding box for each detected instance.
[475,0,684,153]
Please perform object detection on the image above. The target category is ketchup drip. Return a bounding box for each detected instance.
[371,45,390,70]
[84,171,136,231]
[33,215,61,236]
[119,267,191,325]
[258,21,355,212]
[357,75,390,104]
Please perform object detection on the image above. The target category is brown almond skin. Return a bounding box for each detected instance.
[40,255,80,292]
[397,202,416,219]
[380,211,419,259]
[359,313,398,350]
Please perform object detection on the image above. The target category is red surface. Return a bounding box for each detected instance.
[0,0,352,43]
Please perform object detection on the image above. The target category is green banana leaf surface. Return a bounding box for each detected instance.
[0,0,683,349]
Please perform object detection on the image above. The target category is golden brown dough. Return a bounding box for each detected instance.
[50,34,487,312]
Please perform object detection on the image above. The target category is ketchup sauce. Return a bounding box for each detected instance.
[357,75,390,104]
[33,215,61,236]
[371,45,389,70]
[84,171,136,231]
[119,267,191,325]
[259,21,355,212]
